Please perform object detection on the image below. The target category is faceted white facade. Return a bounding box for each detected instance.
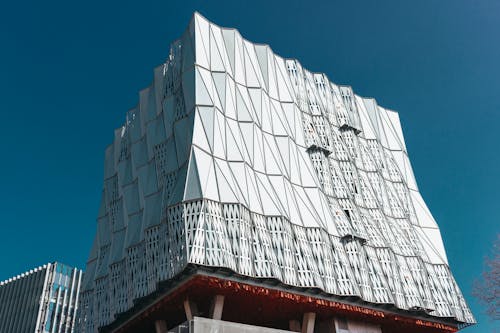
[77,13,474,331]
[0,262,83,333]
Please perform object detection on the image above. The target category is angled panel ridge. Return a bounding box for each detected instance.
[77,12,474,331]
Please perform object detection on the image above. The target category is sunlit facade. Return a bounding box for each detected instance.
[77,13,474,333]
[0,262,83,333]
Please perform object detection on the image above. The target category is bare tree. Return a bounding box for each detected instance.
[473,234,500,321]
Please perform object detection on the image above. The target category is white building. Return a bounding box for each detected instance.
[0,262,83,333]
[77,12,474,333]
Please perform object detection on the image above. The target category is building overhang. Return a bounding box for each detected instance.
[101,265,468,333]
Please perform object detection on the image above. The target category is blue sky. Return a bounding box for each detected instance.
[0,0,498,331]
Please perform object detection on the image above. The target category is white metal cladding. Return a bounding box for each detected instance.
[77,12,475,332]
[0,262,83,333]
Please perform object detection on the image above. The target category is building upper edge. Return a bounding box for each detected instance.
[0,262,83,286]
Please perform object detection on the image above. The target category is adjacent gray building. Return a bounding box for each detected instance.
[0,262,83,333]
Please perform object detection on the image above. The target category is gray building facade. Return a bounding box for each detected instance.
[78,12,474,333]
[0,262,83,333]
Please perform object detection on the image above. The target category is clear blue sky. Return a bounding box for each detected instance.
[0,1,498,331]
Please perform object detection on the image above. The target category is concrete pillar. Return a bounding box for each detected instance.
[209,295,225,320]
[154,320,167,333]
[302,312,316,333]
[183,297,199,321]
[289,319,302,332]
